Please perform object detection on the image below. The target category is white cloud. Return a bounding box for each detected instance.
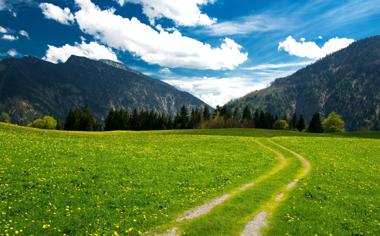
[201,14,285,36]
[39,3,75,25]
[9,9,16,17]
[43,41,119,63]
[159,67,172,75]
[74,0,247,70]
[0,0,5,10]
[164,76,268,107]
[2,34,18,41]
[119,0,216,26]
[7,49,18,57]
[0,25,7,33]
[19,30,29,38]
[243,61,313,71]
[278,36,355,59]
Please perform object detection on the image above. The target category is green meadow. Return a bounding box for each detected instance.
[1,123,379,235]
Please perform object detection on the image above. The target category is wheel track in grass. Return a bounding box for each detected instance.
[148,138,310,236]
[241,139,311,236]
[148,139,287,236]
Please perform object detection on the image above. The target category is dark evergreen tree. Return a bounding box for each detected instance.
[233,107,240,120]
[296,115,306,131]
[253,110,260,128]
[242,106,252,121]
[203,106,211,121]
[189,108,202,128]
[213,105,221,119]
[178,105,189,129]
[290,113,298,130]
[308,112,324,133]
[79,105,97,131]
[64,108,80,130]
[104,109,116,131]
[64,106,99,131]
[130,109,139,130]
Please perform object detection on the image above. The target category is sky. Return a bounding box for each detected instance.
[1,0,380,107]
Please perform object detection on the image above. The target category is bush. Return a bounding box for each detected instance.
[273,119,289,130]
[322,112,345,133]
[31,116,57,130]
[0,112,11,123]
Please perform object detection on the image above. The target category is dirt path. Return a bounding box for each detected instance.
[151,139,310,236]
[151,140,286,235]
[176,140,286,223]
[241,139,311,236]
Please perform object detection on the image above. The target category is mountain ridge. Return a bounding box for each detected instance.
[227,35,380,130]
[0,55,209,124]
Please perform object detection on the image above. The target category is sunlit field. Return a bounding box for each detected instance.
[0,123,275,235]
[1,123,379,235]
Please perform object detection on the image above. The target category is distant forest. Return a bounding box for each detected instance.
[0,104,345,133]
[22,105,338,133]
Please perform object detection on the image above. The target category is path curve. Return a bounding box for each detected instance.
[151,139,287,235]
[241,139,311,236]
[176,140,286,222]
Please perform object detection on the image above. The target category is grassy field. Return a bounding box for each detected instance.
[1,123,379,235]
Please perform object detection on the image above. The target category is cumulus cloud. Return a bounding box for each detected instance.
[43,41,119,63]
[2,34,18,41]
[39,3,75,25]
[118,0,216,26]
[74,0,247,70]
[0,25,7,33]
[164,76,268,107]
[19,30,29,38]
[278,36,355,59]
[7,49,18,57]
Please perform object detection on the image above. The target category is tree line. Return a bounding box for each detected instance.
[1,105,345,133]
[61,105,344,133]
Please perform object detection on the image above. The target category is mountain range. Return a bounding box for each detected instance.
[0,55,208,124]
[228,36,380,130]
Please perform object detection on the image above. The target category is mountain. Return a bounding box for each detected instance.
[228,36,380,130]
[0,55,209,124]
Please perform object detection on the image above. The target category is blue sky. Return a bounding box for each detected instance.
[1,0,380,107]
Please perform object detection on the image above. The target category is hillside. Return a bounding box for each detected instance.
[0,56,208,124]
[228,36,380,130]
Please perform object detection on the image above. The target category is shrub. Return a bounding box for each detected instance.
[0,112,11,123]
[323,112,345,133]
[31,116,57,130]
[273,119,289,130]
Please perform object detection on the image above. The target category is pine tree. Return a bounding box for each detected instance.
[104,109,116,131]
[290,113,298,130]
[203,106,211,121]
[79,105,97,131]
[253,110,260,128]
[64,108,80,130]
[233,107,240,120]
[242,106,252,121]
[178,105,189,129]
[296,115,306,131]
[308,112,324,133]
[129,109,139,130]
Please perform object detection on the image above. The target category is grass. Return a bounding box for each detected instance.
[0,123,275,235]
[179,139,302,236]
[266,137,380,235]
[1,123,380,235]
